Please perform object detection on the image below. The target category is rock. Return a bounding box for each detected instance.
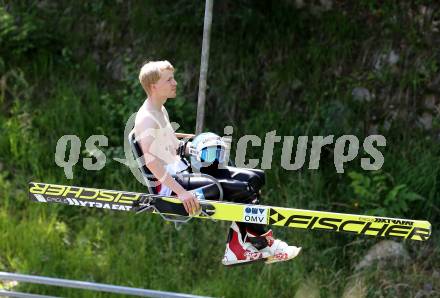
[415,285,434,298]
[374,55,384,70]
[352,87,371,102]
[388,110,398,123]
[355,240,409,271]
[387,50,399,65]
[423,95,436,110]
[423,283,433,292]
[374,50,399,70]
[106,57,125,81]
[418,112,433,130]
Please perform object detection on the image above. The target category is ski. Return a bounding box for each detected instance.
[29,182,432,241]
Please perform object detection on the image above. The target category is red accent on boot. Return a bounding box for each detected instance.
[229,229,247,259]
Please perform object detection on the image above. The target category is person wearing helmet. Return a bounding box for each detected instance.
[134,60,301,266]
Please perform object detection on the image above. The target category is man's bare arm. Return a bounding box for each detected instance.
[134,118,199,214]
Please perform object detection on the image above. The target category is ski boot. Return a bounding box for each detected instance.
[246,229,302,264]
[222,222,271,266]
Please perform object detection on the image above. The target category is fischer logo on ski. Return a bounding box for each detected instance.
[268,208,286,225]
[29,182,141,205]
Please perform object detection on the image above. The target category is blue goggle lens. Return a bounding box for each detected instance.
[200,147,223,163]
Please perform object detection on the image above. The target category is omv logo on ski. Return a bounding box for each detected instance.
[243,206,268,224]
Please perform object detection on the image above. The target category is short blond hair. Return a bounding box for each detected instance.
[139,60,174,95]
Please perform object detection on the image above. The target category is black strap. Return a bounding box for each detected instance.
[177,139,190,158]
[152,197,216,217]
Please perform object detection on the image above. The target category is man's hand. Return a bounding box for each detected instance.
[177,189,200,215]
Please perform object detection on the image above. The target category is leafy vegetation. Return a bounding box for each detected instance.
[0,1,439,297]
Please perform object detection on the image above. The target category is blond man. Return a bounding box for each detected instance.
[135,60,199,215]
[133,60,301,266]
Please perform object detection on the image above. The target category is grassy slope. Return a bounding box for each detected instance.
[0,1,439,297]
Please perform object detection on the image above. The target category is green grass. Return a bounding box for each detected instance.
[1,1,439,297]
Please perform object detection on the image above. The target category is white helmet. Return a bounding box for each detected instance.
[189,132,228,171]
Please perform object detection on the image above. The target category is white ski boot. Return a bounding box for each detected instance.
[222,222,271,266]
[246,229,302,264]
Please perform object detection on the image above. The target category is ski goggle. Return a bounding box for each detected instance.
[200,146,225,164]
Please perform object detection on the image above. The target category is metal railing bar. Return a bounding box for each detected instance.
[0,289,58,298]
[0,272,212,298]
